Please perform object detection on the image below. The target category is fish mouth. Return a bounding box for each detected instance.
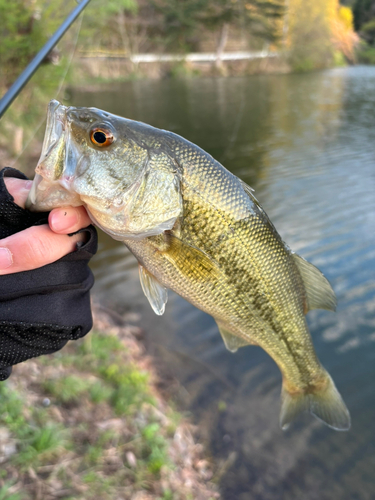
[26,100,82,211]
[26,172,43,208]
[37,99,67,169]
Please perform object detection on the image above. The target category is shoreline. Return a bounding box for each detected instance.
[0,303,220,500]
[74,53,291,82]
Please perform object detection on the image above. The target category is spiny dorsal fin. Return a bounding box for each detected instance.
[292,254,336,313]
[240,179,255,195]
[216,322,255,353]
[139,264,168,315]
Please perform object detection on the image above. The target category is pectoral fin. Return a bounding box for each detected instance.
[139,264,168,315]
[162,233,221,283]
[292,254,337,313]
[216,322,255,353]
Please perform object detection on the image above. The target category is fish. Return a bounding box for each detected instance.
[26,99,350,431]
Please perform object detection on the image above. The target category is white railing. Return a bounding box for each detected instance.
[80,51,278,62]
[130,51,277,63]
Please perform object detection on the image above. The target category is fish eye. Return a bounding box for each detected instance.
[90,127,114,147]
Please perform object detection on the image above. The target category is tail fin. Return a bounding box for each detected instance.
[280,372,351,431]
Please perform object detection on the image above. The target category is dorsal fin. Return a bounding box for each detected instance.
[292,254,336,313]
[240,180,255,195]
[240,179,281,232]
[216,321,256,353]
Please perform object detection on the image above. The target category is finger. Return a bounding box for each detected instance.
[4,178,91,233]
[0,225,85,275]
[4,178,32,209]
[49,206,92,234]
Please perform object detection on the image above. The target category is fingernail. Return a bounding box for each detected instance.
[50,209,78,232]
[0,248,13,270]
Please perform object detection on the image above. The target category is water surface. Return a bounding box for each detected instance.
[71,67,375,500]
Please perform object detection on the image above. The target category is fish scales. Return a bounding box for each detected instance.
[177,140,313,348]
[26,100,351,431]
[126,151,321,388]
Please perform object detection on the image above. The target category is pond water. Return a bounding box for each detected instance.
[70,66,375,500]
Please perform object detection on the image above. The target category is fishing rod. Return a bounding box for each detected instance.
[0,0,92,119]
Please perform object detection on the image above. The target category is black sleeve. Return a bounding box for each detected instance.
[0,167,98,381]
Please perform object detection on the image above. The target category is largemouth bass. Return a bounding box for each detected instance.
[27,99,350,431]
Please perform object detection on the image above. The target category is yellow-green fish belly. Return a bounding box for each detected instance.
[125,188,325,393]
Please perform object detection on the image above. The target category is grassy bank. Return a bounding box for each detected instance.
[0,306,219,500]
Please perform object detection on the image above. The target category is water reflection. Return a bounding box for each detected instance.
[70,66,375,499]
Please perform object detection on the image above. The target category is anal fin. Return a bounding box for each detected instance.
[216,321,255,353]
[292,253,337,313]
[139,264,168,316]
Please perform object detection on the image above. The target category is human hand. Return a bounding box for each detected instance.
[0,177,92,274]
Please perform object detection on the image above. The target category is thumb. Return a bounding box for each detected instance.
[4,177,33,209]
[0,225,85,275]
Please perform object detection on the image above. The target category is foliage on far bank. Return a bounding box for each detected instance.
[355,7,375,61]
[0,0,81,172]
[0,0,44,88]
[77,0,357,72]
[0,0,360,92]
[0,0,361,174]
[148,0,285,53]
[287,0,357,72]
[357,40,375,63]
[0,307,219,500]
[0,0,75,89]
[341,0,375,63]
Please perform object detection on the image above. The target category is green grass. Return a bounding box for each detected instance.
[0,330,167,474]
[0,329,215,498]
[0,385,24,429]
[0,384,67,468]
[43,375,92,404]
[89,380,113,403]
[0,481,24,500]
[14,423,67,467]
[81,470,116,499]
[42,333,152,414]
[142,423,169,474]
[83,429,116,467]
[106,366,152,415]
[78,332,124,364]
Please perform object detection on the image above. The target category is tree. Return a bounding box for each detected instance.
[287,0,356,71]
[331,4,359,61]
[148,0,210,52]
[360,18,375,43]
[79,0,138,54]
[352,0,375,31]
[150,0,285,57]
[0,0,45,88]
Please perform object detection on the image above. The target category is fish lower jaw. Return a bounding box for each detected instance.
[26,175,83,212]
[87,217,169,242]
[85,204,179,241]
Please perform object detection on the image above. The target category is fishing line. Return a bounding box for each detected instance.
[11,8,85,168]
[220,78,246,163]
[55,9,85,100]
